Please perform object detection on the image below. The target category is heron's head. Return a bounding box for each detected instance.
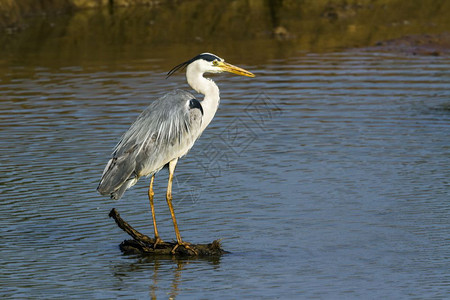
[167,53,255,78]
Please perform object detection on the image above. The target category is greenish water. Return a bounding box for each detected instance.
[1,2,449,299]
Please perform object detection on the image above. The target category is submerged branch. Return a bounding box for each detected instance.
[109,208,227,257]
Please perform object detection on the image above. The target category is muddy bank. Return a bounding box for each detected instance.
[363,33,450,56]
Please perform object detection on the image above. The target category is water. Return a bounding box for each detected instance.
[1,50,448,299]
[1,20,450,300]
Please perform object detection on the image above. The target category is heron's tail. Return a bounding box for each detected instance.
[97,156,138,200]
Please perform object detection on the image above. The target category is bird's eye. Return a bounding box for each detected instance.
[212,60,219,66]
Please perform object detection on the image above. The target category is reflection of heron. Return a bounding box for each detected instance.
[98,53,255,253]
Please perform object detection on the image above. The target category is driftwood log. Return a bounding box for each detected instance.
[109,208,227,257]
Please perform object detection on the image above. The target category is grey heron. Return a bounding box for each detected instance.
[97,53,255,253]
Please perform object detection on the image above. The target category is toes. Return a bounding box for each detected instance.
[181,243,198,255]
[171,244,179,254]
[170,242,198,255]
[153,237,164,249]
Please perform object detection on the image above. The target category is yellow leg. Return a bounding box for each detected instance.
[166,158,182,243]
[166,158,197,255]
[148,174,163,246]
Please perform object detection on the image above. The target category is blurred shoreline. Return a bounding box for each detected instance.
[0,0,449,67]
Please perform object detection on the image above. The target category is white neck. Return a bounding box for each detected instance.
[186,67,220,133]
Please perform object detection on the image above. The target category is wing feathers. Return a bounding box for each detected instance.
[97,90,202,200]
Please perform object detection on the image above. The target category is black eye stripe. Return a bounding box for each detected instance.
[167,53,223,78]
[197,54,220,62]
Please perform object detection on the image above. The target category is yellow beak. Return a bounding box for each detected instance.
[218,61,255,77]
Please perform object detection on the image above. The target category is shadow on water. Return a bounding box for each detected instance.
[113,255,222,299]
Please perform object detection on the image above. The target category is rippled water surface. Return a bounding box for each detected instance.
[1,51,449,298]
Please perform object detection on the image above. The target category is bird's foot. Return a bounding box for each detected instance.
[171,241,198,255]
[153,236,164,249]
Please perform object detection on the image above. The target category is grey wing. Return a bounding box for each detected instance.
[97,90,203,199]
